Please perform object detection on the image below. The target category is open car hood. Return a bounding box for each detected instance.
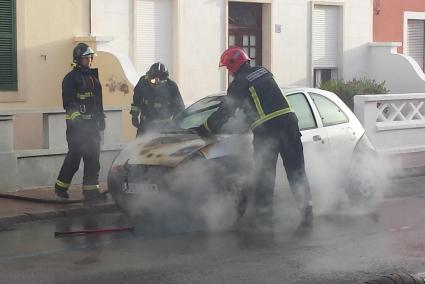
[124,132,215,167]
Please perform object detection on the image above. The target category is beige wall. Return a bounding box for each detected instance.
[93,51,136,141]
[0,0,91,149]
[0,0,139,148]
[0,0,90,108]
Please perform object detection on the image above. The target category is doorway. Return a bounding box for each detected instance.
[228,2,262,67]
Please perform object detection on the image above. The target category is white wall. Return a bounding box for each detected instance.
[369,42,425,93]
[91,0,133,59]
[273,0,310,86]
[174,0,227,102]
[341,0,372,80]
[264,0,372,87]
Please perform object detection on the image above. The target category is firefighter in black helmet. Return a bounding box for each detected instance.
[130,62,184,136]
[54,43,105,199]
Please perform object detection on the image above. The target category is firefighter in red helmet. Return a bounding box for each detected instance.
[54,43,105,200]
[196,46,313,226]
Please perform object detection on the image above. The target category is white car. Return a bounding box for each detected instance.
[108,87,377,219]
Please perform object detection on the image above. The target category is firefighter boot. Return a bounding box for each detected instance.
[54,185,69,199]
[83,187,107,204]
[254,206,274,230]
[300,202,313,228]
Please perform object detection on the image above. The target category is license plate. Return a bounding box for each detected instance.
[123,183,158,194]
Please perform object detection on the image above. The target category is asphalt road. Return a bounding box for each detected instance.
[0,176,424,284]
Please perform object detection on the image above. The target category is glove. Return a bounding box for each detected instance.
[190,125,211,137]
[131,115,140,128]
[98,116,106,131]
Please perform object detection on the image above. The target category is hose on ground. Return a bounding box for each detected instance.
[0,190,109,204]
[364,273,425,284]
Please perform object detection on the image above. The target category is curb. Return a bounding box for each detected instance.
[0,202,118,229]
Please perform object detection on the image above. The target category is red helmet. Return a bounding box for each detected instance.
[219,46,250,75]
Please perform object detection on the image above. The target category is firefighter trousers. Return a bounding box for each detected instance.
[56,129,101,190]
[252,114,312,209]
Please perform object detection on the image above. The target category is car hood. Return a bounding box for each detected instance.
[124,132,215,167]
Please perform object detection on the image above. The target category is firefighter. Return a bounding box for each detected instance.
[195,46,313,226]
[54,43,105,200]
[130,62,184,136]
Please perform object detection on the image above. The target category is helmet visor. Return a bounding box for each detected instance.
[149,77,167,85]
[81,47,96,58]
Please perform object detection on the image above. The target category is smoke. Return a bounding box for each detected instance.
[109,129,238,229]
[110,120,398,232]
[122,153,245,230]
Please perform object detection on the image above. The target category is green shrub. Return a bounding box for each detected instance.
[319,78,389,110]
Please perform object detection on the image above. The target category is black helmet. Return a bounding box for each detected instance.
[146,62,169,80]
[73,43,96,63]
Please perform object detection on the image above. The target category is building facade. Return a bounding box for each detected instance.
[373,0,425,70]
[0,0,376,190]
[92,0,373,101]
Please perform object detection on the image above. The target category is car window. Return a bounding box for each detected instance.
[286,93,317,130]
[174,96,222,129]
[184,97,223,114]
[177,107,219,129]
[309,92,349,126]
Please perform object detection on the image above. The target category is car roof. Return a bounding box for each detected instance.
[210,86,332,95]
[203,87,340,105]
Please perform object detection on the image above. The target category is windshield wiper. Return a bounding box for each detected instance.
[159,128,198,135]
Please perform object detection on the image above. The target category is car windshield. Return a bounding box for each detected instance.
[174,96,224,129]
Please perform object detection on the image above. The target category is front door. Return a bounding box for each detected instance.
[228,2,262,67]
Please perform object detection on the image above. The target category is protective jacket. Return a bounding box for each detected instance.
[203,63,293,133]
[62,66,105,136]
[130,76,184,132]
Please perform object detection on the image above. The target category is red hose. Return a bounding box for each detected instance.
[54,226,134,237]
[0,190,109,204]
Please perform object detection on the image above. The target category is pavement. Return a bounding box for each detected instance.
[0,172,424,229]
[0,183,117,229]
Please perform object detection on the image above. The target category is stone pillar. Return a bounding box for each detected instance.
[43,112,67,149]
[102,109,123,146]
[0,115,18,191]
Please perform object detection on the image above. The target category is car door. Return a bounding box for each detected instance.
[285,92,330,180]
[308,92,358,169]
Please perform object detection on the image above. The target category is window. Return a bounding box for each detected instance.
[313,68,337,87]
[286,93,317,130]
[310,93,348,126]
[134,0,172,76]
[312,5,340,87]
[0,0,17,91]
[406,19,425,70]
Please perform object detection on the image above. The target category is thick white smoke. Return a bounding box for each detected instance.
[112,120,397,231]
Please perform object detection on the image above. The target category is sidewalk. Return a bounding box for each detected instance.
[0,183,117,229]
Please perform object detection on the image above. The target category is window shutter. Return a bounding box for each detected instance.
[134,0,172,76]
[312,5,338,68]
[0,0,17,91]
[407,19,425,70]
